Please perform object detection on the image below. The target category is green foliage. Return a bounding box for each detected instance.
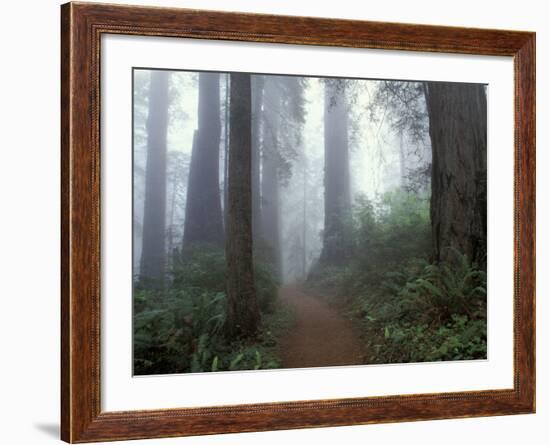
[134,247,284,375]
[133,288,225,374]
[174,245,279,312]
[309,190,431,298]
[356,252,487,363]
[172,245,226,293]
[352,190,431,279]
[309,188,487,364]
[367,314,487,363]
[254,260,279,312]
[394,252,486,322]
[310,265,355,295]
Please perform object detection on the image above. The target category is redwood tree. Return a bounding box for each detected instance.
[319,79,352,266]
[182,72,224,250]
[251,75,265,243]
[260,77,282,276]
[140,70,169,286]
[424,82,487,268]
[225,73,260,338]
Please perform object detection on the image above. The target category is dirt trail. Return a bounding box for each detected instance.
[279,285,364,369]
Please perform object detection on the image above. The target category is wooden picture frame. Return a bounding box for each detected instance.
[61,1,535,442]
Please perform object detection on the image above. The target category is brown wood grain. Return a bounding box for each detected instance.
[60,2,536,442]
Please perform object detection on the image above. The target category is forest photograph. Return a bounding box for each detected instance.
[133,68,487,376]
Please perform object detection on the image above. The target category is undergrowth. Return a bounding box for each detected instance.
[134,247,291,375]
[308,189,487,364]
[355,254,487,363]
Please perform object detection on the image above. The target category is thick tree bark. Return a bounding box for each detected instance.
[251,75,265,244]
[225,73,260,338]
[182,72,224,250]
[425,82,487,269]
[319,79,351,266]
[140,70,169,286]
[260,78,282,277]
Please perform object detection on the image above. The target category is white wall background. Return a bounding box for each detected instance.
[0,0,546,444]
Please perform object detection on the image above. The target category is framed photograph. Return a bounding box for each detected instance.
[61,2,535,442]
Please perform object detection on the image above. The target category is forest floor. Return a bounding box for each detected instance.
[279,285,364,369]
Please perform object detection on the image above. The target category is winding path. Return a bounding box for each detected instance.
[279,285,364,369]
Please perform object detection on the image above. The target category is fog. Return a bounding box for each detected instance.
[133,69,489,375]
[133,70,431,283]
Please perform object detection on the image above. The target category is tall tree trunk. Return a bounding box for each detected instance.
[302,148,308,280]
[251,75,265,244]
[167,163,177,257]
[225,73,260,338]
[182,72,224,250]
[260,78,282,277]
[319,79,351,266]
[223,73,230,227]
[140,70,169,286]
[425,82,487,269]
[398,129,406,188]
